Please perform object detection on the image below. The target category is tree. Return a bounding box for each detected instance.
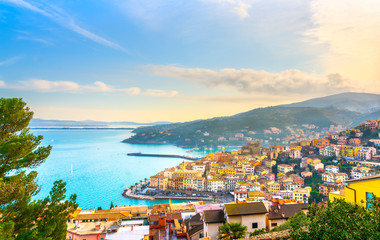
[290,198,380,240]
[271,211,309,232]
[250,228,267,236]
[308,191,324,204]
[0,98,78,239]
[218,222,248,239]
[110,201,114,209]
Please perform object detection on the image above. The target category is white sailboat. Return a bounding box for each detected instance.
[71,164,73,174]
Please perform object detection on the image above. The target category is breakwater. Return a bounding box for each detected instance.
[127,152,200,161]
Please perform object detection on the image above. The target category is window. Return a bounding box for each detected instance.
[366,192,374,209]
[252,223,258,229]
[271,223,277,227]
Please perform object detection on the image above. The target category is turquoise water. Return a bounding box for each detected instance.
[31,129,209,210]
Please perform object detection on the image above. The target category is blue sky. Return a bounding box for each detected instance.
[0,0,379,122]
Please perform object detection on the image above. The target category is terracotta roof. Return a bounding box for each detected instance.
[224,202,268,216]
[267,203,308,220]
[203,210,225,223]
[73,210,130,220]
[247,230,290,240]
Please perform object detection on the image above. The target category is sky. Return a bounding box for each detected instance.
[0,0,379,122]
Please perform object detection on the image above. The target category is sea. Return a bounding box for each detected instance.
[30,129,219,210]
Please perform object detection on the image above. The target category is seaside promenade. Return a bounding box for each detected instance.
[122,180,217,201]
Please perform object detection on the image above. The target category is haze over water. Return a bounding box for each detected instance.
[31,129,211,210]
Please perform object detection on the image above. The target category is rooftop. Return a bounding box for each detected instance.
[67,221,115,235]
[203,209,225,223]
[224,202,268,216]
[267,203,308,220]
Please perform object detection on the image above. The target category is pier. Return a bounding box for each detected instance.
[127,152,200,161]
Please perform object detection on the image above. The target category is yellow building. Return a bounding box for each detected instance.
[218,168,236,175]
[329,175,380,208]
[247,174,258,181]
[293,187,311,203]
[264,160,277,168]
[341,146,361,157]
[290,145,302,151]
[173,170,202,179]
[278,164,293,174]
[266,181,280,193]
[150,175,169,190]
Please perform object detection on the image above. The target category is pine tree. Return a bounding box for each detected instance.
[0,98,78,239]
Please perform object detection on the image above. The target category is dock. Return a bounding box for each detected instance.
[127,152,200,161]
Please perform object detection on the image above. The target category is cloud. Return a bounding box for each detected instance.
[0,79,180,96]
[1,0,125,51]
[144,89,178,97]
[306,0,380,82]
[0,79,140,94]
[146,65,354,94]
[0,56,21,66]
[19,79,80,92]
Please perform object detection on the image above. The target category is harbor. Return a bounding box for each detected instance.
[127,152,201,161]
[122,180,231,202]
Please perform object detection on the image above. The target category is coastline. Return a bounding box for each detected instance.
[122,180,215,202]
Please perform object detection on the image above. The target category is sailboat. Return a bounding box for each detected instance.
[71,164,73,174]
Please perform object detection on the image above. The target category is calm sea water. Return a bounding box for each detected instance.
[30,129,210,210]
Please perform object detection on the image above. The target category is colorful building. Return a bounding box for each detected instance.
[329,175,380,208]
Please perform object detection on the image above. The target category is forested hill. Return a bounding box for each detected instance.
[123,92,380,148]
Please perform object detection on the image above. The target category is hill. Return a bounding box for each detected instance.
[284,92,380,113]
[123,92,380,148]
[29,119,171,128]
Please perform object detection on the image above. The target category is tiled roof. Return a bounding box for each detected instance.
[224,202,268,216]
[267,203,308,220]
[203,209,225,223]
[185,214,204,236]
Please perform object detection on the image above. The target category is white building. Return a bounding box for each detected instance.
[325,165,339,173]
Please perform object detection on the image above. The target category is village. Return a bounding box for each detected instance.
[66,119,380,239]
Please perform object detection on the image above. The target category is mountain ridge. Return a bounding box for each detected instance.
[123,92,380,148]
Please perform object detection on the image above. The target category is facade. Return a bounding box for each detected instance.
[351,166,375,179]
[278,164,293,174]
[283,182,300,191]
[207,178,225,192]
[293,187,311,203]
[319,182,343,196]
[224,202,268,233]
[329,175,380,208]
[149,175,168,190]
[234,188,248,201]
[325,165,339,173]
[266,181,280,193]
[289,149,301,159]
[356,147,377,160]
[203,210,225,240]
